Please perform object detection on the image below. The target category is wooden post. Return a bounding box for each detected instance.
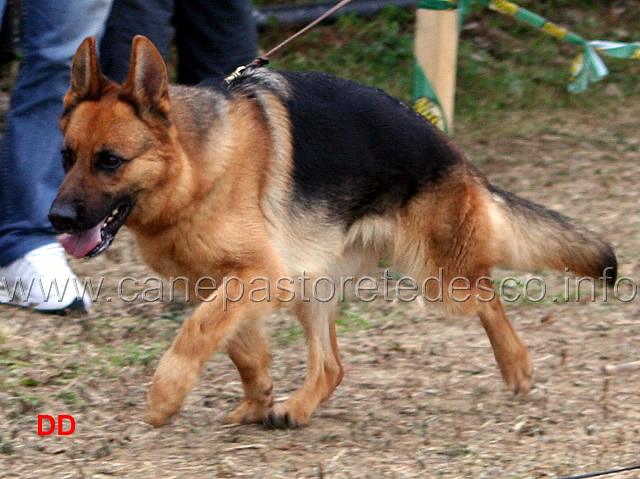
[413,3,459,133]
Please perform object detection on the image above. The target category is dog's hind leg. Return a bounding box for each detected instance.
[475,291,533,394]
[223,319,274,424]
[265,298,344,429]
[435,279,533,394]
[438,278,533,394]
[416,268,533,395]
[394,175,533,395]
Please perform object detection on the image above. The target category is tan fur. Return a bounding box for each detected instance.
[487,193,612,278]
[55,36,614,429]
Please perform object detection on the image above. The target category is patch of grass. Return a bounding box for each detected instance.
[56,390,80,406]
[106,341,166,369]
[337,306,373,332]
[19,377,40,387]
[260,1,640,136]
[0,348,34,368]
[319,433,343,444]
[263,6,414,101]
[7,394,43,417]
[271,302,391,344]
[273,320,304,344]
[439,443,474,457]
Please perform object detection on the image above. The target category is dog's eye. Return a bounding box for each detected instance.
[97,152,124,171]
[61,148,74,172]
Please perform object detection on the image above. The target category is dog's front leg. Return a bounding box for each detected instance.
[264,298,344,429]
[223,319,274,424]
[146,270,276,427]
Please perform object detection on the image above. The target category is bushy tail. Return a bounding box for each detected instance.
[488,184,617,282]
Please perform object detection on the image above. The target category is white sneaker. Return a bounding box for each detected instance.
[0,243,91,313]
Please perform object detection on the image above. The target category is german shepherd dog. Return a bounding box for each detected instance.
[49,36,616,429]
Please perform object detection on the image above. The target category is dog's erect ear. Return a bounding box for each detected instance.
[64,37,114,112]
[119,35,170,120]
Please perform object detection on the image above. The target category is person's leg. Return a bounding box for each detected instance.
[99,0,173,84]
[0,1,16,67]
[173,0,257,85]
[0,0,112,310]
[0,2,6,30]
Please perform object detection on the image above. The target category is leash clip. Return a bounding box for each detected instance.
[224,65,247,84]
[224,57,269,85]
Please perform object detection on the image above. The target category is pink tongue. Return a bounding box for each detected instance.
[58,222,103,258]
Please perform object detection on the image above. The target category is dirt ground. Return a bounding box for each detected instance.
[1,94,640,478]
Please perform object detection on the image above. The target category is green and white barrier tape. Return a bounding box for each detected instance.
[477,0,640,93]
[412,0,640,129]
[412,58,448,132]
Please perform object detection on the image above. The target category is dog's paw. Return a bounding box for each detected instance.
[502,347,533,395]
[264,402,310,429]
[224,399,271,425]
[146,382,185,428]
[145,359,198,427]
[146,405,179,428]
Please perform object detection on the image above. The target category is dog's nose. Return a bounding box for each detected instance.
[48,201,79,232]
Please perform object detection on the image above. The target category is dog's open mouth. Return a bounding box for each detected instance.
[59,202,132,259]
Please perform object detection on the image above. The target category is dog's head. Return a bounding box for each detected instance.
[49,36,174,258]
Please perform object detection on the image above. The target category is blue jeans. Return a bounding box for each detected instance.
[99,0,257,85]
[0,0,112,266]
